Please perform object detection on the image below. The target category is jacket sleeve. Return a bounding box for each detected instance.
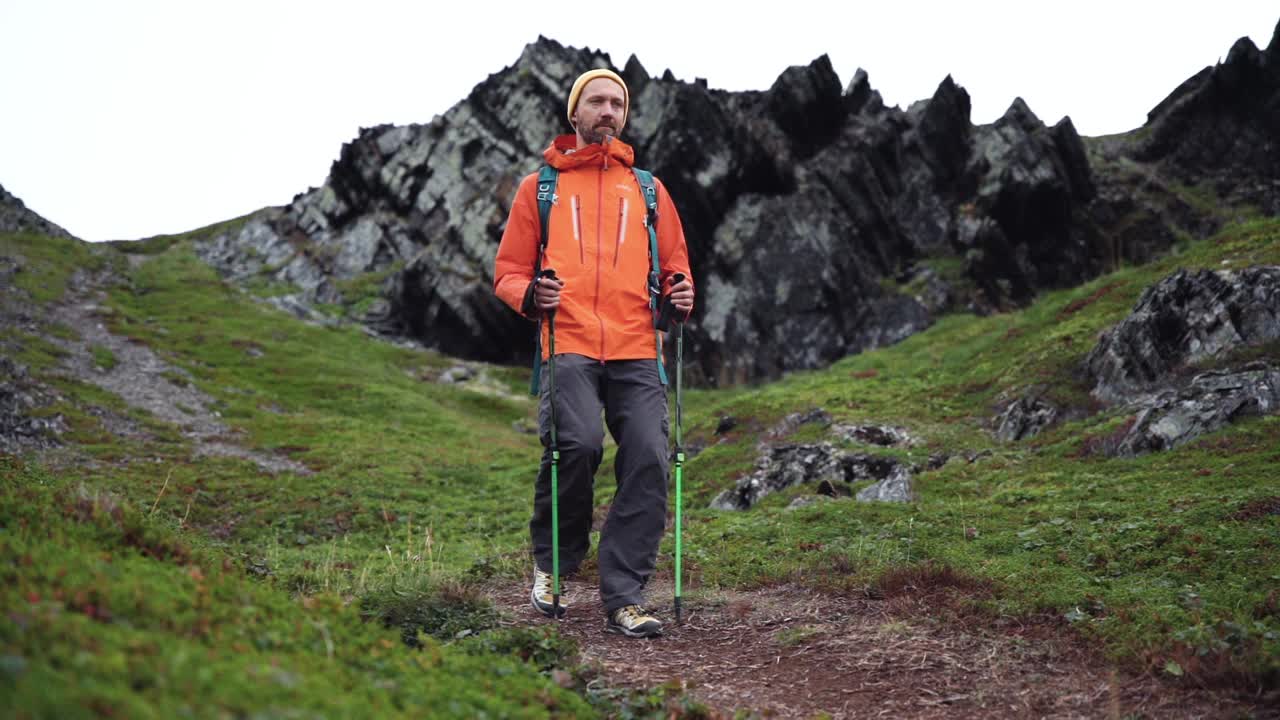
[655,178,694,306]
[493,173,541,319]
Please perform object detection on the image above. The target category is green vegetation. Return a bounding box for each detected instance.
[0,232,119,304]
[672,217,1280,683]
[1,216,1278,715]
[89,345,117,371]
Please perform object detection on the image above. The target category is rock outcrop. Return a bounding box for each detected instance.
[196,37,1102,384]
[708,442,913,510]
[1136,19,1280,215]
[1086,267,1280,404]
[1080,266,1280,456]
[0,183,73,238]
[193,21,1280,385]
[1111,363,1280,456]
[994,394,1060,442]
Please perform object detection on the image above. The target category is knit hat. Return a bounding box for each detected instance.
[566,69,629,129]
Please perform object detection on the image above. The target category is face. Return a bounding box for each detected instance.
[572,77,626,146]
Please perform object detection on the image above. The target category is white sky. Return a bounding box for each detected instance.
[1,1,1276,241]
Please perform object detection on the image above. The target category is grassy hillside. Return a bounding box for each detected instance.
[1,217,1278,715]
[675,217,1280,682]
[0,230,700,718]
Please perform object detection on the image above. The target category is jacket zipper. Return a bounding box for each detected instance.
[595,167,606,361]
[570,195,584,265]
[614,197,628,269]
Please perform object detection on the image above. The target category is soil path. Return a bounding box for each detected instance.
[3,253,307,474]
[489,579,1271,719]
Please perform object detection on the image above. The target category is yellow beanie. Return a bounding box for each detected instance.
[566,69,629,129]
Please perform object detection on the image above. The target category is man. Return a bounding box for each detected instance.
[493,68,694,638]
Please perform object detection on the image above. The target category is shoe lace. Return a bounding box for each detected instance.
[617,605,649,624]
[534,569,565,593]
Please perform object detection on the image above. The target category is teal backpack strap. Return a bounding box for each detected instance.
[530,166,559,396]
[632,167,669,386]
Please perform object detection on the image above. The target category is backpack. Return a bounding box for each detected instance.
[528,165,669,395]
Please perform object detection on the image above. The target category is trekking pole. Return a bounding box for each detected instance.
[541,268,562,619]
[670,273,687,625]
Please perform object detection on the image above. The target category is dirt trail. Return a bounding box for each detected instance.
[490,579,1271,719]
[5,253,307,474]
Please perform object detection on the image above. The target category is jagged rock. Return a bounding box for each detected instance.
[0,357,65,452]
[1112,363,1280,456]
[1086,267,1280,404]
[0,183,74,238]
[710,442,844,510]
[709,441,909,510]
[193,36,1114,385]
[961,100,1096,307]
[995,395,1060,441]
[1137,19,1280,214]
[855,466,914,503]
[832,423,914,446]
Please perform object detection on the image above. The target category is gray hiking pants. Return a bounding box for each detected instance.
[531,354,669,614]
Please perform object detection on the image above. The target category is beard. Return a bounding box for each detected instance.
[577,121,618,146]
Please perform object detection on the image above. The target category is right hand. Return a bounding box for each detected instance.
[534,275,564,312]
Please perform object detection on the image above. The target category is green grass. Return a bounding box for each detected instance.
[670,217,1280,681]
[0,455,610,718]
[0,232,119,304]
[2,217,1278,714]
[89,345,117,372]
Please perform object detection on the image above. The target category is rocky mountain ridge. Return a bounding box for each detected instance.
[0,183,73,239]
[32,20,1280,386]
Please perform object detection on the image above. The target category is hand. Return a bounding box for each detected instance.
[534,275,564,312]
[668,277,694,315]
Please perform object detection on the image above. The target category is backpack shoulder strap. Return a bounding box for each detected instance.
[632,167,669,386]
[535,165,559,257]
[530,165,559,396]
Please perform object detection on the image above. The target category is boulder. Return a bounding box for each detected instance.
[710,442,844,511]
[708,441,910,511]
[995,395,1060,441]
[1112,363,1280,456]
[1086,267,1280,404]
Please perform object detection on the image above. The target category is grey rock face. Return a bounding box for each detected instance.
[1086,267,1280,404]
[0,183,74,238]
[195,37,1105,384]
[710,443,845,511]
[832,423,915,447]
[1113,364,1280,456]
[708,441,912,511]
[995,395,1060,442]
[0,357,65,452]
[855,466,914,503]
[1137,19,1280,214]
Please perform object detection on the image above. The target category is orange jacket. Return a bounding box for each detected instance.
[494,134,693,362]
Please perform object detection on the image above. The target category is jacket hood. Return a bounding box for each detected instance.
[543,134,635,170]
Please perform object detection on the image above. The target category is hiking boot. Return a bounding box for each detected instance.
[606,605,663,638]
[530,567,568,617]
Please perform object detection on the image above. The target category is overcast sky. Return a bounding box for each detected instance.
[1,1,1275,242]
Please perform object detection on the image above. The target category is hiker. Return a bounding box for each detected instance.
[493,68,694,638]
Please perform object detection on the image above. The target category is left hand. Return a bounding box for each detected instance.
[668,277,694,315]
